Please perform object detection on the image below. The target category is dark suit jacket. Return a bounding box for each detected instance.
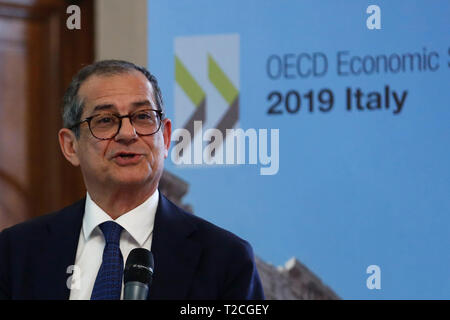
[0,192,264,300]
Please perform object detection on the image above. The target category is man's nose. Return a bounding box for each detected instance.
[114,117,137,142]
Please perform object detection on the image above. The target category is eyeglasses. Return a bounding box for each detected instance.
[70,109,164,140]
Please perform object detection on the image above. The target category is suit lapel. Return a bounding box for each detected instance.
[148,193,202,299]
[36,198,85,299]
[32,194,201,299]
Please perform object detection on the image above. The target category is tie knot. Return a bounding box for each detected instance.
[99,221,123,245]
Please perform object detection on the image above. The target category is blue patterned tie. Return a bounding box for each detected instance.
[91,221,124,300]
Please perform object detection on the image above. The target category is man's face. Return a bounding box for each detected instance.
[73,71,171,191]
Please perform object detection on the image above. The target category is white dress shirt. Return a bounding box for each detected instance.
[69,189,159,300]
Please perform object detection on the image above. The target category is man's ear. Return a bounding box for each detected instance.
[58,128,81,166]
[162,118,172,159]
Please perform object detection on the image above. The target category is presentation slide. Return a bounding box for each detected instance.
[148,0,450,299]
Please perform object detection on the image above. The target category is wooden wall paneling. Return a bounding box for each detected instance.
[0,16,29,229]
[0,0,94,230]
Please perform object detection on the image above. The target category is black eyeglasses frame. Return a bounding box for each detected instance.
[69,109,164,140]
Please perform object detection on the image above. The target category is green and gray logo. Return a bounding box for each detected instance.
[174,34,239,143]
[172,34,279,175]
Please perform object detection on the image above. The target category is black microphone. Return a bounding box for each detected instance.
[123,248,154,300]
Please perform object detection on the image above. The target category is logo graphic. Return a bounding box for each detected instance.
[174,34,239,145]
[172,34,279,175]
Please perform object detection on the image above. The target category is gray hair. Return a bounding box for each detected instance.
[62,60,165,138]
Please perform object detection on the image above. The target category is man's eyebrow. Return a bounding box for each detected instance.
[91,104,115,113]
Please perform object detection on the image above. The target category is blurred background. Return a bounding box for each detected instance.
[0,0,448,299]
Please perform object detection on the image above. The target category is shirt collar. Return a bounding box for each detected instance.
[82,189,159,246]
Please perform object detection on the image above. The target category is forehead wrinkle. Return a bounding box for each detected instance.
[88,100,154,118]
[78,72,156,117]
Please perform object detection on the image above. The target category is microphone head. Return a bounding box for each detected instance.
[124,248,154,286]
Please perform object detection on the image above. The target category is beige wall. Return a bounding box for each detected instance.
[95,0,148,67]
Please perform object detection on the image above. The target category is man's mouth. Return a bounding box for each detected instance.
[113,152,143,165]
[115,152,139,158]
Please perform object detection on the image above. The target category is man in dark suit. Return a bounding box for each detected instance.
[0,60,264,300]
